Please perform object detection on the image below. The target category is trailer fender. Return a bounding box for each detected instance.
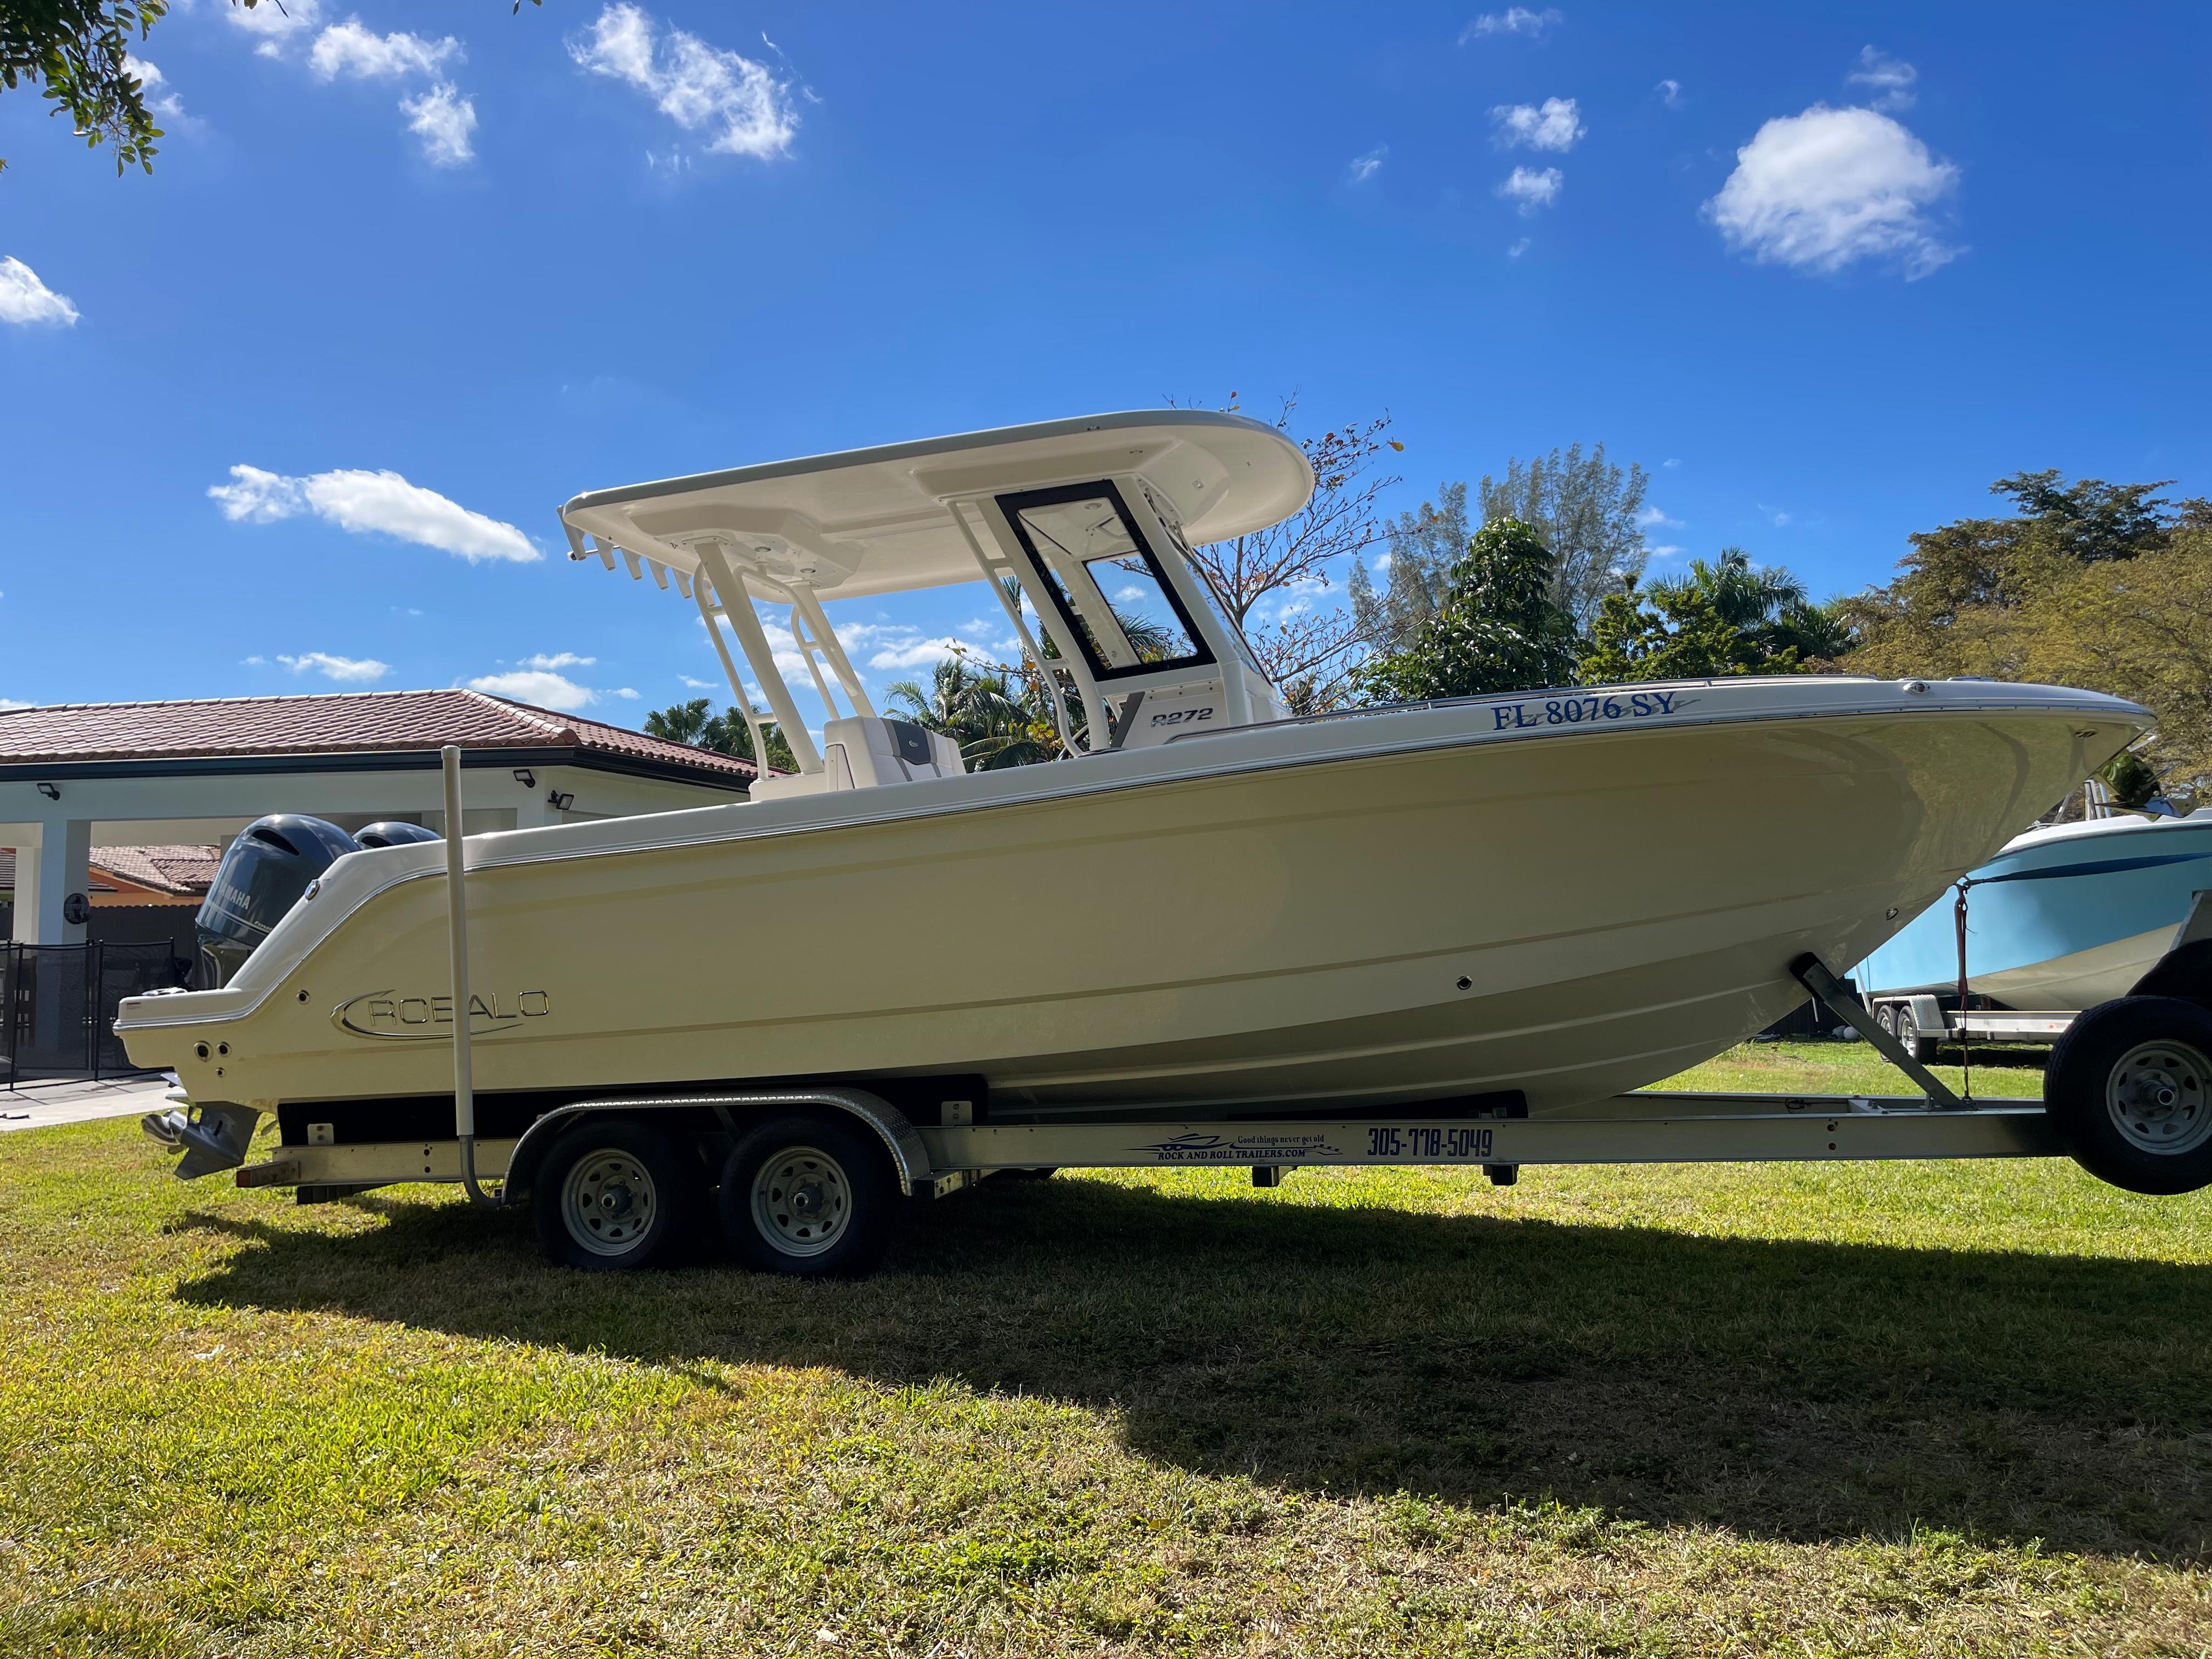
[501,1087,936,1201]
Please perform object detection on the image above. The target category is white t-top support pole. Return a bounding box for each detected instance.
[443,746,496,1206]
[695,540,823,775]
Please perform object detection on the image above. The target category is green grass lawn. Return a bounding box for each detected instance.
[5,1041,2210,1656]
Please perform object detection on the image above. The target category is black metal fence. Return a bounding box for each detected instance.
[1,941,186,1084]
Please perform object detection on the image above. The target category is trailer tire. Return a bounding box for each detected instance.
[1875,1003,1899,1040]
[719,1114,898,1278]
[533,1119,706,1272]
[2046,996,2212,1196]
[1895,1001,1938,1064]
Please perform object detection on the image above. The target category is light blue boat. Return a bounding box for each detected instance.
[1858,811,2212,1011]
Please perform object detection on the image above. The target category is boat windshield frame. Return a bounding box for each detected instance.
[992,479,1218,685]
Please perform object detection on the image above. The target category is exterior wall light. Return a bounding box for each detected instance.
[512,769,537,788]
[548,790,576,812]
[35,782,60,800]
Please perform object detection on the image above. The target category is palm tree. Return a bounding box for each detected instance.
[887,658,1060,770]
[1649,548,1850,665]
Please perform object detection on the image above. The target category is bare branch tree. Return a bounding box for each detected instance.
[1171,396,1402,711]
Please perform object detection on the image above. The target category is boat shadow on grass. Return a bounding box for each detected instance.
[173,1176,2212,1564]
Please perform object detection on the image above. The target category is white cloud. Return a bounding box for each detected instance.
[1491,97,1582,152]
[309,21,460,82]
[1505,236,1531,258]
[1706,105,1959,279]
[399,82,477,166]
[124,56,193,127]
[1459,8,1561,42]
[210,466,539,563]
[678,674,716,689]
[0,258,78,327]
[468,670,595,711]
[1637,505,1683,528]
[1497,166,1563,213]
[570,3,799,160]
[1663,458,1682,469]
[1348,144,1386,184]
[228,0,320,55]
[1770,509,1792,527]
[1847,46,1917,112]
[278,651,390,682]
[1656,78,1681,109]
[1649,544,1686,559]
[524,652,596,671]
[867,636,969,672]
[611,687,640,699]
[241,654,268,666]
[0,697,31,712]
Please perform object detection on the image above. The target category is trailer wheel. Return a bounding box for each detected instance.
[533,1119,705,1272]
[1895,1001,1938,1064]
[719,1114,898,1278]
[1875,1003,1899,1040]
[2046,996,2212,1196]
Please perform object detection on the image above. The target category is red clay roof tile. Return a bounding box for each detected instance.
[0,689,760,781]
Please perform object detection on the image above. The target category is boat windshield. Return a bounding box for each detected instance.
[999,482,1214,681]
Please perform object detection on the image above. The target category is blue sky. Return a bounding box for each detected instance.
[2,0,2207,732]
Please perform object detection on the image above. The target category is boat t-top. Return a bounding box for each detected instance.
[121,412,2173,1274]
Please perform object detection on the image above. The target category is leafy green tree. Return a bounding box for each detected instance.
[1839,469,2209,675]
[1349,481,1468,659]
[1578,549,1848,682]
[1989,470,2188,563]
[1478,444,1650,630]
[1352,518,1576,703]
[2,0,168,174]
[644,697,797,772]
[2,0,537,175]
[886,658,1059,771]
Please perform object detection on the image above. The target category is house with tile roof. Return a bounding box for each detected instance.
[0,690,761,945]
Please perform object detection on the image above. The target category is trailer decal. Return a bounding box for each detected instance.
[1130,1132,1343,1164]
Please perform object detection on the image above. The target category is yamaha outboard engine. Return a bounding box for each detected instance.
[356,820,442,848]
[195,815,362,990]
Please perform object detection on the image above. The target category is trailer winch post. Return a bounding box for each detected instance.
[1790,953,1966,1110]
[443,747,499,1207]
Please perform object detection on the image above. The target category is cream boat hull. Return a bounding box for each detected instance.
[117,679,2147,1122]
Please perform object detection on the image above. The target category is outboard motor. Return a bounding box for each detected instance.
[195,814,361,990]
[356,820,442,848]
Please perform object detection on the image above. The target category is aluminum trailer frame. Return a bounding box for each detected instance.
[230,1088,2059,1200]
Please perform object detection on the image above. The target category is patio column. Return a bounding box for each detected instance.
[7,816,92,944]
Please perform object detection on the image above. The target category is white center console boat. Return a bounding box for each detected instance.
[120,412,2160,1274]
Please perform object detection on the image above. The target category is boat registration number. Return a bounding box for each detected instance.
[1490,690,1678,731]
[1367,1126,1496,1159]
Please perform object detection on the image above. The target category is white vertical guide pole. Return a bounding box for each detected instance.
[443,746,495,1205]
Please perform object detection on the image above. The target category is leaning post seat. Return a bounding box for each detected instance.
[821,716,966,791]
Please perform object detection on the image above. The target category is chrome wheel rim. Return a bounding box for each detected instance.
[751,1145,851,1258]
[2106,1039,2212,1156]
[560,1149,659,1257]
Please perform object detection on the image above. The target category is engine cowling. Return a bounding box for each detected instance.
[195,815,362,989]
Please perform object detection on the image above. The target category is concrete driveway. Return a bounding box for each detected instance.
[1,1075,176,1134]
